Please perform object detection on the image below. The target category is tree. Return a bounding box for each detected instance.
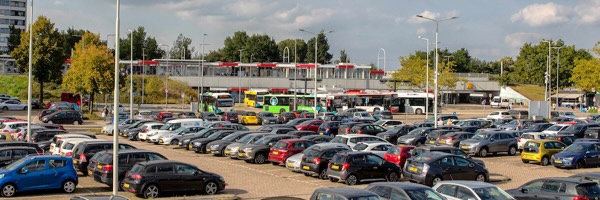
[7,25,22,53]
[390,54,432,89]
[243,34,278,62]
[118,26,163,60]
[452,48,471,73]
[339,50,349,63]
[169,33,194,59]
[571,42,600,92]
[204,50,224,62]
[63,32,121,112]
[438,61,459,90]
[306,32,332,64]
[61,27,87,57]
[277,39,307,63]
[221,31,249,62]
[11,16,66,103]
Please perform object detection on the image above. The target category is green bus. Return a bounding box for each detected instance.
[199,92,234,114]
[262,94,321,114]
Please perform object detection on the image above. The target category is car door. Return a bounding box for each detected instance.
[438,156,457,180]
[513,180,547,200]
[18,159,51,190]
[488,133,502,152]
[453,157,477,180]
[48,159,68,187]
[455,186,478,200]
[365,154,387,179]
[174,164,203,191]
[0,150,10,166]
[585,144,600,166]
[539,181,569,199]
[155,163,178,191]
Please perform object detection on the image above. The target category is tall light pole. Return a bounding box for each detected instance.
[159,44,170,109]
[238,49,244,105]
[553,46,563,109]
[416,15,458,128]
[128,29,133,118]
[294,39,298,110]
[112,0,121,195]
[142,48,145,104]
[199,34,207,112]
[26,0,33,143]
[541,40,552,117]
[300,29,333,119]
[418,36,429,119]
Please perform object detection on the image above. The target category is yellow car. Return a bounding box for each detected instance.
[521,139,566,166]
[240,111,259,125]
[0,132,13,141]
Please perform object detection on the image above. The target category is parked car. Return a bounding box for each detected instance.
[338,122,364,135]
[277,112,296,124]
[285,152,304,172]
[285,130,314,137]
[521,140,567,166]
[426,129,457,145]
[198,112,218,121]
[0,146,38,167]
[301,135,333,143]
[0,155,78,197]
[291,110,308,118]
[225,132,274,159]
[326,151,401,185]
[207,131,260,156]
[299,112,315,119]
[403,152,489,186]
[411,145,486,167]
[436,132,475,147]
[177,112,196,119]
[433,181,515,200]
[178,128,232,150]
[0,142,44,154]
[373,110,393,120]
[350,124,387,136]
[89,150,167,190]
[155,112,173,122]
[136,110,155,120]
[546,134,577,146]
[296,119,324,133]
[309,187,379,200]
[351,141,392,157]
[552,141,600,169]
[268,139,315,165]
[584,127,600,139]
[570,173,600,184]
[487,111,513,119]
[318,121,341,136]
[257,112,278,125]
[507,110,529,119]
[26,129,68,143]
[41,110,83,125]
[0,99,27,111]
[72,141,136,175]
[316,112,335,120]
[397,127,436,146]
[517,132,549,150]
[331,134,389,149]
[286,118,313,126]
[238,134,298,164]
[191,130,236,153]
[506,177,600,200]
[122,160,226,198]
[560,124,600,138]
[223,111,238,123]
[340,108,366,118]
[521,123,553,133]
[383,145,414,168]
[300,143,353,179]
[368,182,446,200]
[376,125,415,144]
[459,131,518,157]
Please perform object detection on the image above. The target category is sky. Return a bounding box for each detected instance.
[34,0,600,70]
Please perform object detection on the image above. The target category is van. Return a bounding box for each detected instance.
[490,96,511,108]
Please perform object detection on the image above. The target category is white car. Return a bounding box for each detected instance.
[353,112,377,121]
[285,153,304,172]
[0,100,27,111]
[373,120,403,129]
[1,121,27,135]
[330,134,388,148]
[137,110,155,120]
[517,132,549,150]
[351,141,392,157]
[433,181,515,200]
[486,111,513,119]
[541,124,571,135]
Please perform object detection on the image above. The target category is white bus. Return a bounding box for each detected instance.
[390,92,435,114]
[322,92,396,113]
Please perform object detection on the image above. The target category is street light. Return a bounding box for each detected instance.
[553,46,563,109]
[238,49,244,105]
[416,14,458,128]
[418,36,429,119]
[199,34,207,112]
[26,0,33,143]
[159,44,170,109]
[112,0,121,195]
[128,29,133,118]
[541,40,551,117]
[299,29,333,119]
[444,55,453,63]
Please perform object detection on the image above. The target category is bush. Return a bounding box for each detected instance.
[589,109,598,114]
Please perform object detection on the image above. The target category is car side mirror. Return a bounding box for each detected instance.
[489,138,494,141]
[193,171,200,175]
[468,163,474,168]
[20,168,28,174]
[521,188,528,194]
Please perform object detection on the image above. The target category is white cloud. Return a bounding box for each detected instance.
[575,0,600,24]
[511,3,572,27]
[504,32,545,55]
[416,27,427,35]
[409,10,440,24]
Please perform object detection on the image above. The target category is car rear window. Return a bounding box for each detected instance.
[331,154,346,164]
[129,164,143,174]
[576,183,600,196]
[523,142,540,153]
[330,136,348,144]
[388,146,401,154]
[303,149,321,159]
[273,141,288,149]
[64,142,76,150]
[99,153,114,163]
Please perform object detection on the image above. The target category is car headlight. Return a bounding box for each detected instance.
[218,175,225,182]
[383,135,390,139]
[183,139,190,143]
[469,143,480,147]
[244,147,253,152]
[211,144,220,149]
[231,147,240,152]
[405,138,415,142]
[42,118,48,121]
[0,174,4,179]
[563,157,574,162]
[194,142,202,146]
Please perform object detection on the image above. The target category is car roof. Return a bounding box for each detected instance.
[436,181,499,188]
[416,145,457,150]
[357,141,390,146]
[24,155,69,159]
[571,173,600,178]
[0,146,36,151]
[532,177,597,184]
[138,160,186,166]
[369,182,431,190]
[279,139,310,143]
[337,134,381,139]
[314,187,378,197]
[104,149,157,155]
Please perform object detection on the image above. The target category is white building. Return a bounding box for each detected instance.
[0,0,26,55]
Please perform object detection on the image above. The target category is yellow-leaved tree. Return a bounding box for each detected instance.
[390,54,433,89]
[571,42,600,92]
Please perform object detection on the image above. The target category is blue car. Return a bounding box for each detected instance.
[552,142,600,169]
[319,121,341,136]
[0,155,78,197]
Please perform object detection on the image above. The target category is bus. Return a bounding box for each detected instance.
[321,92,396,113]
[389,92,434,114]
[244,89,269,108]
[262,94,322,114]
[200,93,234,114]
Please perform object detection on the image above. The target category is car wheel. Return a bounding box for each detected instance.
[415,108,423,115]
[254,154,266,164]
[62,179,76,193]
[329,177,339,182]
[143,184,160,199]
[48,120,54,124]
[2,107,7,111]
[204,181,218,195]
[170,140,178,146]
[303,173,311,177]
[345,174,359,185]
[475,173,486,182]
[508,146,517,156]
[279,108,286,113]
[431,176,443,186]
[576,160,585,169]
[478,148,488,157]
[1,184,16,197]
[319,169,328,180]
[220,149,227,157]
[541,156,550,166]
[386,171,400,182]
[22,106,26,111]
[522,160,529,164]
[73,120,79,125]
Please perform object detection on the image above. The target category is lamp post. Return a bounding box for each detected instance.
[128,29,133,118]
[112,0,121,195]
[159,44,170,109]
[299,29,333,119]
[238,49,244,105]
[142,48,145,104]
[553,46,563,109]
[199,34,207,112]
[416,14,458,128]
[541,40,551,116]
[418,36,429,119]
[26,0,33,143]
[294,39,298,110]
[444,55,453,63]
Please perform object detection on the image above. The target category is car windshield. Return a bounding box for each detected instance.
[360,113,370,117]
[245,112,256,116]
[373,120,385,126]
[262,113,274,117]
[222,133,241,141]
[3,157,28,171]
[237,135,255,143]
[472,187,514,200]
[546,125,564,131]
[455,121,467,126]
[207,132,224,140]
[273,141,288,149]
[299,120,315,126]
[565,125,584,131]
[404,188,445,200]
[472,133,491,140]
[562,143,589,153]
[172,127,187,134]
[408,128,427,136]
[254,137,272,145]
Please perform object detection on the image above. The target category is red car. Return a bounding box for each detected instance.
[291,110,307,118]
[156,112,173,122]
[383,145,414,168]
[299,112,315,119]
[268,139,315,165]
[295,119,324,133]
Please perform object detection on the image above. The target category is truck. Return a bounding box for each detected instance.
[490,96,511,108]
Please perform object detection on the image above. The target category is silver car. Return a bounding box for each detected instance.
[285,153,304,172]
[459,131,518,157]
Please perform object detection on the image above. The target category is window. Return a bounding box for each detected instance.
[12,149,29,159]
[366,154,383,165]
[131,153,146,163]
[157,164,173,173]
[316,192,333,200]
[543,142,554,149]
[147,153,165,161]
[522,181,544,193]
[456,186,477,199]
[49,159,66,168]
[541,181,566,193]
[175,164,197,175]
[352,155,366,164]
[493,134,501,140]
[0,150,10,160]
[372,145,390,151]
[145,166,156,174]
[118,154,128,164]
[454,157,471,167]
[371,186,391,199]
[22,160,46,173]
[293,142,306,149]
[390,190,409,200]
[500,134,510,139]
[439,156,454,166]
[436,184,457,196]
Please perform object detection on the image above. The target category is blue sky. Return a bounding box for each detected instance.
[35,0,600,70]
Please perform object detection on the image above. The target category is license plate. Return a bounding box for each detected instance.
[439,140,446,144]
[159,140,164,143]
[88,170,92,175]
[555,159,562,164]
[188,144,192,149]
[273,151,279,155]
[97,165,103,169]
[206,148,211,153]
[398,144,405,146]
[409,167,418,172]
[50,146,55,152]
[429,140,435,144]
[302,165,309,170]
[287,163,293,167]
[238,153,244,157]
[225,150,230,155]
[123,183,130,188]
[331,165,339,170]
[320,132,324,135]
[461,145,469,150]
[73,160,78,164]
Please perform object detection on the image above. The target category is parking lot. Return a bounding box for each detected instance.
[1,105,598,199]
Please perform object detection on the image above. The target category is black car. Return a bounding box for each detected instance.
[366,182,446,200]
[238,134,298,164]
[521,123,553,133]
[39,109,60,120]
[0,142,44,154]
[326,151,401,185]
[301,135,333,143]
[177,128,232,150]
[257,111,278,125]
[121,120,156,137]
[547,134,578,146]
[562,124,600,138]
[506,177,600,200]
[28,129,68,143]
[0,146,38,167]
[397,127,436,146]
[349,124,387,136]
[338,122,365,135]
[190,130,236,153]
[310,187,379,200]
[318,121,341,136]
[288,130,317,137]
[122,160,226,198]
[278,112,296,124]
[403,152,489,186]
[257,124,297,132]
[269,128,296,135]
[89,150,167,190]
[376,125,416,144]
[42,110,83,125]
[72,140,136,175]
[300,143,353,179]
[200,112,219,121]
[207,131,263,156]
[411,145,485,167]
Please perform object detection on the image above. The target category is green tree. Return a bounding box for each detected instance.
[390,54,432,89]
[204,50,224,62]
[118,26,163,60]
[571,42,600,91]
[8,25,22,53]
[339,50,349,63]
[277,39,307,63]
[243,34,278,62]
[306,32,332,64]
[221,31,249,62]
[452,48,471,73]
[11,16,66,103]
[61,27,87,57]
[169,33,194,59]
[438,61,459,90]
